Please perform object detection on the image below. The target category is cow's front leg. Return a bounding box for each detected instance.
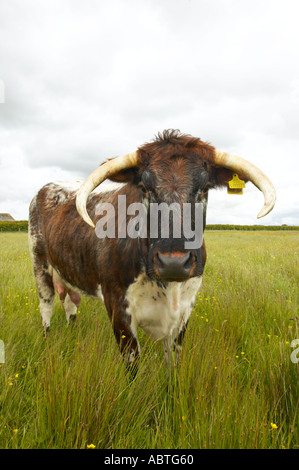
[113,312,140,378]
[104,292,140,378]
[164,319,189,366]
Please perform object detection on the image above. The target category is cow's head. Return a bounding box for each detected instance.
[76,130,276,282]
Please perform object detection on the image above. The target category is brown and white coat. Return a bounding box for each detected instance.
[29,130,276,374]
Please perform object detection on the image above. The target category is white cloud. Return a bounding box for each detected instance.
[0,0,298,224]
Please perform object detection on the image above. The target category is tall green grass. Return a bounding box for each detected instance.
[0,231,298,449]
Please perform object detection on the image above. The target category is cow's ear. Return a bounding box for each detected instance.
[108,167,140,184]
[213,167,248,188]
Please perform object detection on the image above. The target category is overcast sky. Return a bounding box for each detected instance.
[0,0,298,225]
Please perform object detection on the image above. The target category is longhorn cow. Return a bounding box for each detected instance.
[29,130,276,374]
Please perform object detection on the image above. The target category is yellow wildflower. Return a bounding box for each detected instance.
[270,422,278,430]
[87,444,96,449]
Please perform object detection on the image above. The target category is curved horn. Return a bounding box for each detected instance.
[214,151,276,219]
[76,151,138,227]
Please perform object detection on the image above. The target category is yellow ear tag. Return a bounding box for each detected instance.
[227,174,246,195]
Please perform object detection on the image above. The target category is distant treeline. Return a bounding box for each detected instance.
[206,225,299,231]
[0,220,299,232]
[0,221,28,232]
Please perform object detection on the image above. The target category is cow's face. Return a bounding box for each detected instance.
[137,154,211,282]
[76,130,276,283]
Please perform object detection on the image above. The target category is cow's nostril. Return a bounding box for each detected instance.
[183,251,193,269]
[156,252,165,270]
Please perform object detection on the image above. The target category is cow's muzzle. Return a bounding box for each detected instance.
[154,251,195,281]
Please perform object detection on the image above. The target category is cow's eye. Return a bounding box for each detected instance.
[201,182,214,195]
[138,183,149,196]
[195,182,214,201]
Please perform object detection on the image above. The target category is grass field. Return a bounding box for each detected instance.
[0,231,298,449]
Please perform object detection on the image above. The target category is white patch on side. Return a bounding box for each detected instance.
[125,274,202,344]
